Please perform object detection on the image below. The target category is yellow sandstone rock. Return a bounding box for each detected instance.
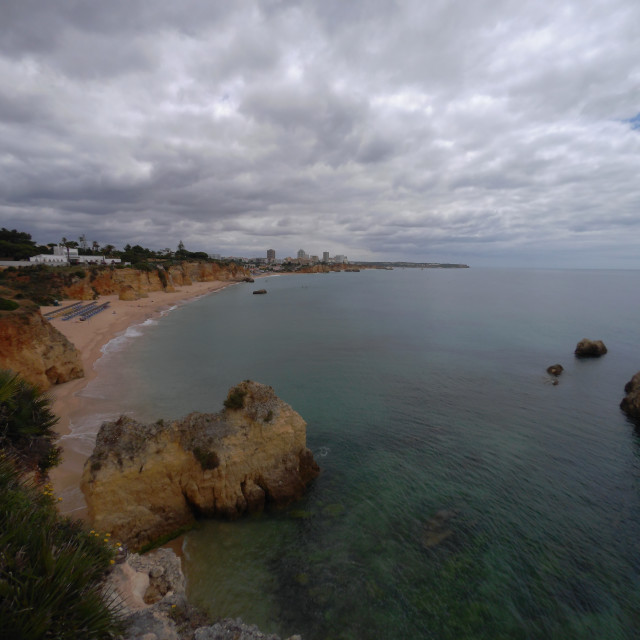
[81,381,320,550]
[0,307,83,389]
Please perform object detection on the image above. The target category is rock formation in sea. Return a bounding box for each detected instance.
[546,364,564,376]
[574,338,608,358]
[81,381,320,550]
[0,307,84,389]
[620,372,640,423]
[108,547,300,640]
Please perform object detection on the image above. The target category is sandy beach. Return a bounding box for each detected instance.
[43,280,236,516]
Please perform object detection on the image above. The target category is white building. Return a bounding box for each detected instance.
[29,245,121,266]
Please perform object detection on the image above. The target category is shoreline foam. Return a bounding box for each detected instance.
[43,280,238,516]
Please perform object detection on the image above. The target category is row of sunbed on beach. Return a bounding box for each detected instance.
[43,301,110,322]
[77,302,110,321]
[43,301,83,320]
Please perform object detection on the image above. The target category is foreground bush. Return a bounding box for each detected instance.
[0,456,124,639]
[0,370,61,473]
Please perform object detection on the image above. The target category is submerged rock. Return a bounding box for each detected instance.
[195,619,301,640]
[546,364,564,376]
[574,338,608,358]
[421,509,459,549]
[253,289,267,294]
[81,381,319,550]
[620,372,640,423]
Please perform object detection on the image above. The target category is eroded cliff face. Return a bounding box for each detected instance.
[81,381,319,550]
[63,261,249,301]
[0,308,84,389]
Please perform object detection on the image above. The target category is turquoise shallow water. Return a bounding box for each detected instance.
[85,269,640,639]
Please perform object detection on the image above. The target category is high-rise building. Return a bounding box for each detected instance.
[267,249,276,263]
[322,251,330,262]
[297,248,307,259]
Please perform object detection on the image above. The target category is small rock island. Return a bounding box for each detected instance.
[574,338,608,358]
[81,381,319,550]
[621,372,640,424]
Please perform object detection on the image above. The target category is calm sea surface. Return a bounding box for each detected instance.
[80,268,640,639]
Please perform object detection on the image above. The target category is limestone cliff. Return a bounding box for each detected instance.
[0,307,83,389]
[81,381,319,550]
[63,261,249,301]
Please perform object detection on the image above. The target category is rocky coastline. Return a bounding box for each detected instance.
[108,548,300,640]
[84,380,317,638]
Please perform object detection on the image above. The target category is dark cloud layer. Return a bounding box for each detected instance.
[1,0,639,266]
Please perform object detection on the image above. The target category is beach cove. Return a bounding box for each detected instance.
[44,279,239,515]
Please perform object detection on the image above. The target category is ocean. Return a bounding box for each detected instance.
[77,268,640,639]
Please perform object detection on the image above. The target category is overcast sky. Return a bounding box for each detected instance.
[1,0,639,266]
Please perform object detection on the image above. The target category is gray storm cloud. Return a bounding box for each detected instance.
[1,0,639,266]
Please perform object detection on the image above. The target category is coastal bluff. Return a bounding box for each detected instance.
[0,306,83,389]
[81,381,320,550]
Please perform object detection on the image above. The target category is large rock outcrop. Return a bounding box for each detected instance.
[620,372,640,423]
[0,307,84,389]
[81,381,319,550]
[574,338,608,358]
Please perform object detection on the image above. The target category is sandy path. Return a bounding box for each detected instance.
[42,280,237,516]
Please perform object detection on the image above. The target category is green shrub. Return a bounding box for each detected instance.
[0,297,19,310]
[0,456,124,639]
[0,370,60,473]
[192,446,220,470]
[73,269,86,279]
[223,388,246,410]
